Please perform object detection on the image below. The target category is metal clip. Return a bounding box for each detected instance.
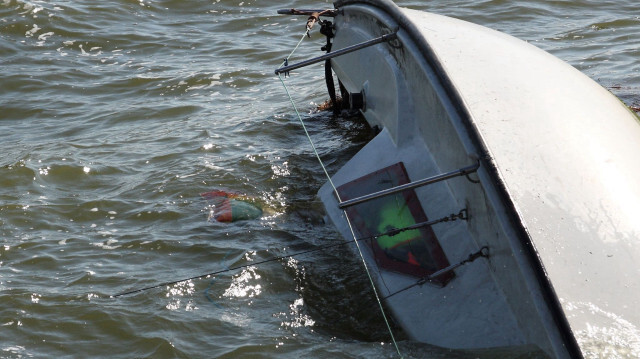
[283,58,290,77]
[454,208,468,221]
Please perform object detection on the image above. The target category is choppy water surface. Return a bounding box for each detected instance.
[1,0,638,358]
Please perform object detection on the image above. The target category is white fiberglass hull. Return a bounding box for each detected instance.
[318,0,640,357]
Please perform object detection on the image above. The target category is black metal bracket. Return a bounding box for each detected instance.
[277,8,339,17]
[338,162,480,209]
[275,31,398,75]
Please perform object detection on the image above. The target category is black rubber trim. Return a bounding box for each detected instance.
[333,0,583,358]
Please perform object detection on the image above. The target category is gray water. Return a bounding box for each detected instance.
[1,0,638,358]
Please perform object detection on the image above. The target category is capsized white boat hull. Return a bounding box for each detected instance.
[317,0,640,357]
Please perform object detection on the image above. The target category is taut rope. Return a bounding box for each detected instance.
[275,25,403,358]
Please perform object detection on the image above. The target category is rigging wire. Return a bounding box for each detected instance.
[275,26,403,358]
[113,236,363,298]
[111,210,465,298]
[337,246,489,324]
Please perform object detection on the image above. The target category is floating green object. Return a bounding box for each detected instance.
[225,199,263,222]
[201,190,263,222]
